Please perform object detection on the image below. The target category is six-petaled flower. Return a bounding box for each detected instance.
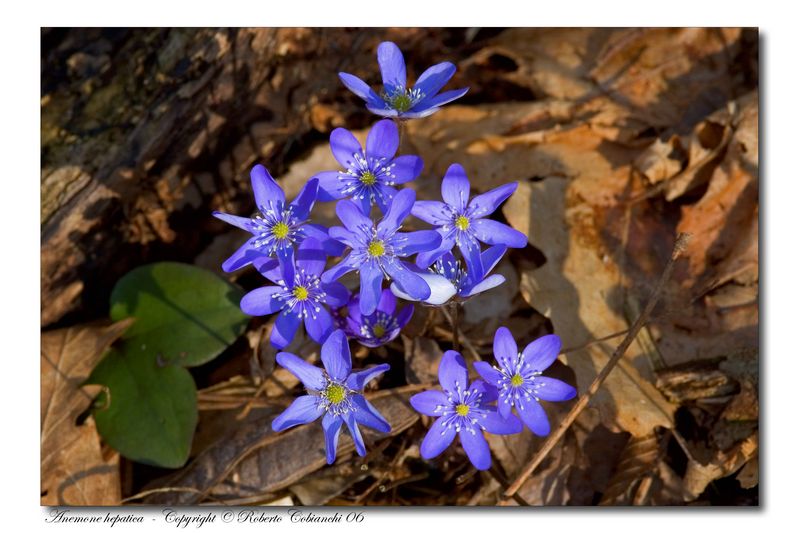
[474,328,577,436]
[322,188,442,315]
[313,119,423,215]
[339,41,469,119]
[345,289,414,348]
[271,330,392,464]
[410,350,522,470]
[239,238,350,348]
[213,164,343,272]
[413,163,527,280]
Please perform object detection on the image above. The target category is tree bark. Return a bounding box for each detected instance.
[41,28,455,326]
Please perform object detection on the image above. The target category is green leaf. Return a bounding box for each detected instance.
[87,347,197,468]
[109,262,249,367]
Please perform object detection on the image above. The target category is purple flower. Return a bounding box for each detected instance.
[390,245,507,305]
[345,289,413,348]
[240,238,350,349]
[474,328,577,436]
[321,188,442,316]
[410,351,522,471]
[213,165,344,272]
[312,119,423,215]
[339,41,469,119]
[271,329,392,464]
[412,164,527,280]
[330,295,352,332]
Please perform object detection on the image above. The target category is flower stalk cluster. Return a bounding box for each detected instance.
[213,39,577,468]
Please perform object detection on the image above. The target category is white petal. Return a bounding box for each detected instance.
[390,272,455,305]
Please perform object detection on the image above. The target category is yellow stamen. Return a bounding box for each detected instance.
[454,215,470,231]
[367,239,385,257]
[455,403,470,417]
[511,374,524,387]
[372,324,386,338]
[292,286,309,301]
[271,221,290,239]
[360,171,377,186]
[325,384,346,404]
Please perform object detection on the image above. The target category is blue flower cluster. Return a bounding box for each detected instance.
[213,41,576,468]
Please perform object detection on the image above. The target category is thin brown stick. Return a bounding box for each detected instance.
[121,486,227,505]
[438,307,483,362]
[561,328,632,354]
[502,233,689,499]
[487,464,530,506]
[451,302,460,351]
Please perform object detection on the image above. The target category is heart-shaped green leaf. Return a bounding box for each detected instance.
[109,262,249,367]
[87,347,198,468]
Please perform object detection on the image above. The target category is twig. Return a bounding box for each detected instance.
[487,464,530,506]
[561,328,632,354]
[439,306,483,362]
[502,233,689,500]
[450,302,460,351]
[121,486,226,505]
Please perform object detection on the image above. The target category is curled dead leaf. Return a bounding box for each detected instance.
[41,318,132,505]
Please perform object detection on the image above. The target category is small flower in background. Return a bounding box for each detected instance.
[474,328,577,436]
[345,289,413,348]
[339,41,469,119]
[410,351,522,470]
[313,119,424,215]
[322,188,442,315]
[240,238,350,348]
[390,245,507,305]
[330,296,352,332]
[213,164,343,272]
[271,329,392,464]
[413,163,527,280]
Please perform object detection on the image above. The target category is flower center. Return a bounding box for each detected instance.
[292,286,309,301]
[389,93,412,112]
[383,86,424,113]
[367,239,385,258]
[271,221,290,240]
[455,403,470,417]
[454,215,470,231]
[325,384,347,405]
[372,324,386,338]
[511,373,524,387]
[359,171,377,186]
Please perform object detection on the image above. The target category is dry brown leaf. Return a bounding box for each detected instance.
[461,257,519,334]
[711,378,758,452]
[634,135,686,185]
[599,432,661,505]
[655,360,740,403]
[288,461,370,506]
[682,432,758,500]
[488,402,627,505]
[403,336,443,385]
[145,389,418,505]
[661,106,734,201]
[505,177,676,436]
[588,28,745,131]
[676,91,758,286]
[650,92,758,367]
[735,455,758,490]
[40,319,132,505]
[464,28,749,140]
